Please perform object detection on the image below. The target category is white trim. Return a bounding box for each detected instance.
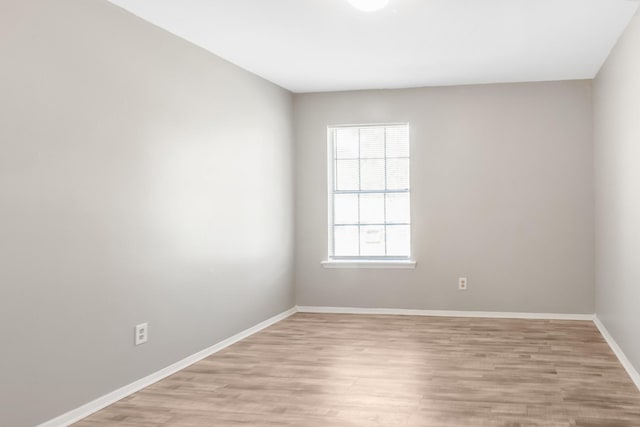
[328,122,410,128]
[296,305,594,321]
[37,307,297,427]
[321,260,416,269]
[326,128,334,258]
[593,315,640,392]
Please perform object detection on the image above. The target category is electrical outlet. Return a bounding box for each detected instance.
[458,277,468,290]
[135,323,148,345]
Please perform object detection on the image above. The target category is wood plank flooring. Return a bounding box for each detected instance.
[75,313,640,426]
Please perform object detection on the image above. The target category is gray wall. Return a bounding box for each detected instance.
[0,1,294,426]
[594,10,640,373]
[294,81,594,314]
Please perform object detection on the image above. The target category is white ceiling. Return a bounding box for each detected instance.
[108,0,639,93]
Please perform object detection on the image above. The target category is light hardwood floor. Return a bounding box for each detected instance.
[76,313,640,426]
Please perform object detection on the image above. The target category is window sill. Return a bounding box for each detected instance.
[321,260,416,269]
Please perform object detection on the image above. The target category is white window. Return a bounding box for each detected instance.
[327,124,411,261]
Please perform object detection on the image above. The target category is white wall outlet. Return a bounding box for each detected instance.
[458,277,468,290]
[135,323,148,345]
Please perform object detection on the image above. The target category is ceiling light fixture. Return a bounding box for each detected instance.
[348,0,389,12]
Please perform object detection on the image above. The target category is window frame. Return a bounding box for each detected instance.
[325,123,415,268]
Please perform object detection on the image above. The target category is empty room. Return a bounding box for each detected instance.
[2,0,640,426]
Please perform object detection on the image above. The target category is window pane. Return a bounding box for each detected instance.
[335,128,359,159]
[359,193,384,224]
[329,124,411,259]
[386,225,410,256]
[334,194,358,224]
[360,225,385,256]
[386,193,410,224]
[334,226,359,256]
[386,126,410,158]
[335,159,359,191]
[360,159,385,190]
[360,127,385,159]
[387,158,409,190]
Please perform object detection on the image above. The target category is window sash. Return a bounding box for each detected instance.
[328,124,410,259]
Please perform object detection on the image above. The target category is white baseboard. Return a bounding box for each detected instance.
[593,315,640,392]
[37,307,297,427]
[295,305,595,321]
